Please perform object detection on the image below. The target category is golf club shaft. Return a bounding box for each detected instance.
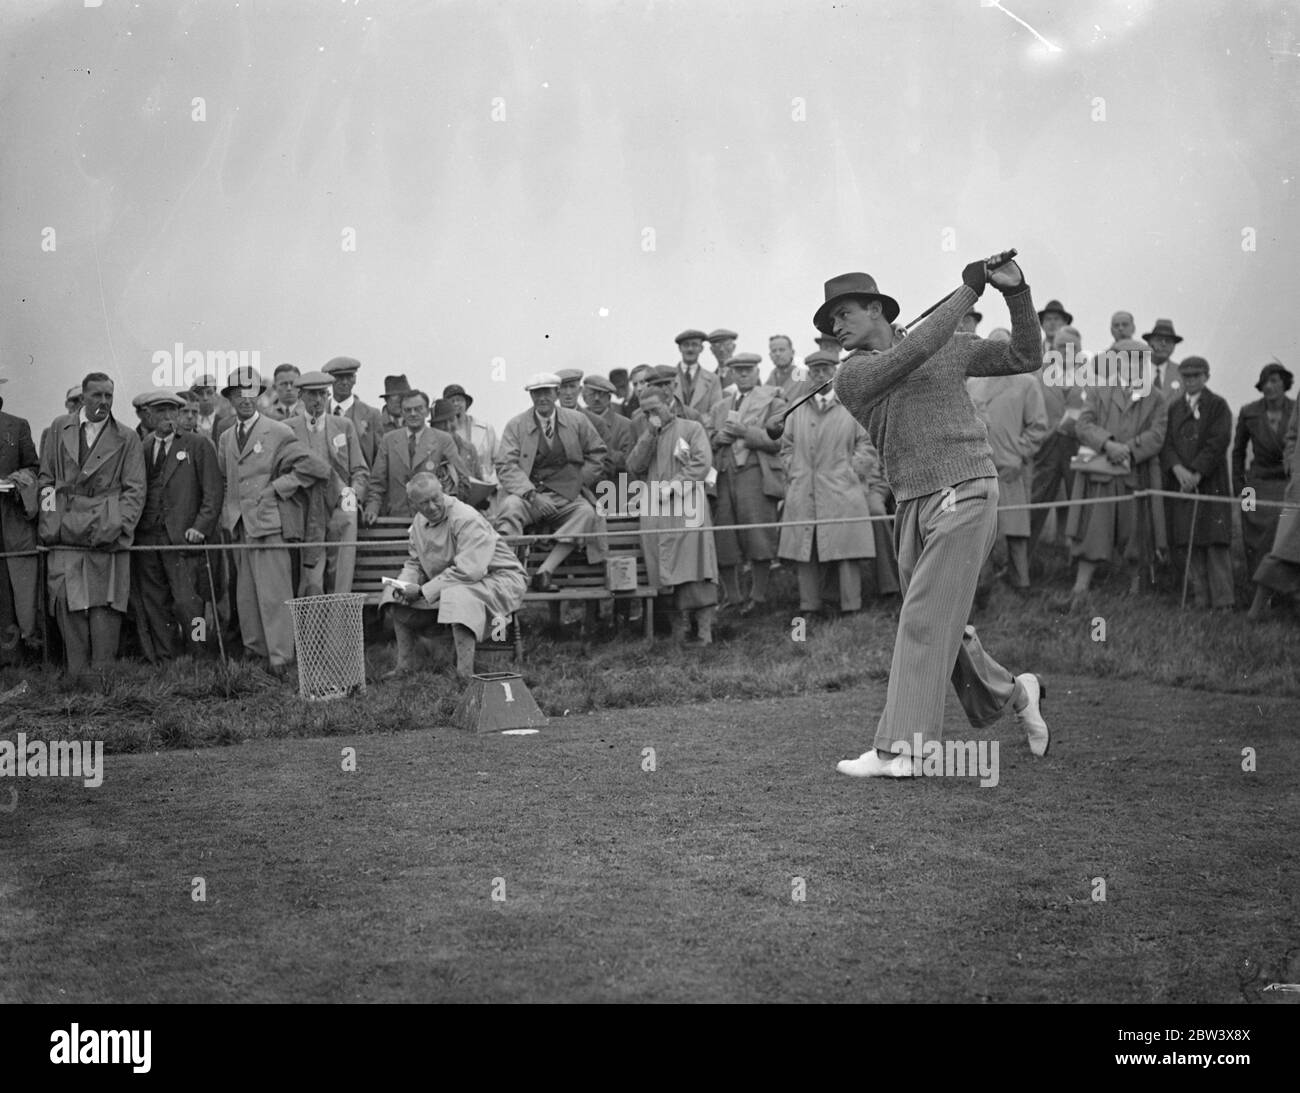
[902,248,1019,331]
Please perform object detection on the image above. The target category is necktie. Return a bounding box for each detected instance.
[333,405,342,416]
[818,396,829,411]
[408,430,419,464]
[543,417,554,440]
[79,423,91,464]
[153,439,167,473]
[310,416,320,431]
[237,423,249,450]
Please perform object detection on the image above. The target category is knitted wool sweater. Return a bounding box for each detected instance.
[833,284,1043,501]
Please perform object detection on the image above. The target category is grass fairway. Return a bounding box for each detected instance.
[2,672,1296,1003]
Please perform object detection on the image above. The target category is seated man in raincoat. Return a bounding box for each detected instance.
[380,472,527,681]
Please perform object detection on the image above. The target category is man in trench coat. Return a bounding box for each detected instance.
[38,373,147,674]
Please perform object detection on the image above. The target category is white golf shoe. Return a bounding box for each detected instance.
[1014,673,1050,757]
[836,750,918,778]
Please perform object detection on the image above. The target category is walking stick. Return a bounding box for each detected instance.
[203,549,228,662]
[1179,489,1200,611]
[778,250,1023,424]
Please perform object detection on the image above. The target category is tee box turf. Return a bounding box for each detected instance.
[452,672,548,734]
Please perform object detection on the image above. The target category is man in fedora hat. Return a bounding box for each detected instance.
[1234,361,1295,583]
[288,371,369,596]
[818,259,1051,778]
[38,373,148,675]
[0,377,40,662]
[323,356,384,468]
[1142,318,1183,393]
[131,390,223,661]
[381,375,411,434]
[1160,356,1233,609]
[216,366,329,673]
[495,372,608,591]
[443,383,498,497]
[675,330,722,416]
[1037,299,1073,345]
[609,368,631,413]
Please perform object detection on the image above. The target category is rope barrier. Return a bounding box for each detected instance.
[2,484,1293,553]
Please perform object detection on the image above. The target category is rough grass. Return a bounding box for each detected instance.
[0,546,1297,1003]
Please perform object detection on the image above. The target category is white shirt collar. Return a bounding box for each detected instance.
[333,395,356,414]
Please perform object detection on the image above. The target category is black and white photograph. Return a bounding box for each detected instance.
[1,0,1297,1037]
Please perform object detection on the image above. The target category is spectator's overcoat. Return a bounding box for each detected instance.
[778,395,876,562]
[379,498,527,640]
[967,373,1049,538]
[0,410,40,634]
[625,416,717,590]
[1160,388,1233,547]
[38,413,147,613]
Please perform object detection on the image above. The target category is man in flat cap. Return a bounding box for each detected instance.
[555,369,585,412]
[626,385,720,644]
[288,371,369,596]
[675,330,723,417]
[130,392,156,444]
[38,372,147,675]
[819,258,1050,779]
[364,389,471,524]
[0,377,40,662]
[495,373,608,591]
[189,373,234,443]
[380,473,527,681]
[444,384,499,502]
[216,367,329,674]
[131,390,223,662]
[629,366,711,442]
[707,329,738,389]
[261,364,304,421]
[609,368,630,414]
[1160,356,1233,609]
[381,375,411,435]
[765,334,808,403]
[1143,318,1184,395]
[707,354,787,614]
[958,309,982,335]
[582,374,634,487]
[323,357,384,468]
[778,351,877,617]
[176,390,201,434]
[1234,362,1295,583]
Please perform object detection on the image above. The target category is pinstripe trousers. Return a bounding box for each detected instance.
[872,477,1018,752]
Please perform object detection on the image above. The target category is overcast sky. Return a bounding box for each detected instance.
[2,0,1298,432]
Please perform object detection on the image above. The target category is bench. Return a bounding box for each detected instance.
[352,517,523,663]
[517,512,657,641]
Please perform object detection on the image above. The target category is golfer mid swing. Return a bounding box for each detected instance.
[819,255,1050,777]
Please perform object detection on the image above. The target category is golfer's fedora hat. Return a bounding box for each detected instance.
[814,273,900,333]
[1142,318,1183,344]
